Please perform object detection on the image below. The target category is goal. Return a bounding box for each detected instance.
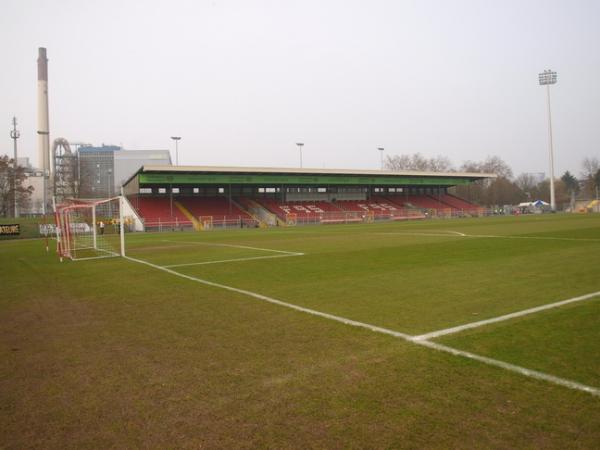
[54,197,125,261]
[286,213,297,226]
[199,215,213,231]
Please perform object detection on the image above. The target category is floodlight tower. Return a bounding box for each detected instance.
[171,136,181,166]
[10,117,20,217]
[378,147,384,170]
[538,69,557,211]
[296,142,304,168]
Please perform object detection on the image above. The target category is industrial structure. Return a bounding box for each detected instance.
[37,47,50,213]
[78,145,171,199]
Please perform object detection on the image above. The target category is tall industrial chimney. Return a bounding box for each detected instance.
[37,47,50,177]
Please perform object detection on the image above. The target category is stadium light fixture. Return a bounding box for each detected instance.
[296,143,304,168]
[378,147,384,170]
[538,69,557,211]
[10,117,20,218]
[171,136,181,166]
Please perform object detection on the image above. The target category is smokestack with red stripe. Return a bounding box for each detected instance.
[37,47,50,176]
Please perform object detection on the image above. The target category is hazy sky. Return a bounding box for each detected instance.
[1,0,599,176]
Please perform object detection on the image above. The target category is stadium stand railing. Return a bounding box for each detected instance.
[235,197,278,226]
[129,194,492,231]
[131,196,195,231]
[177,197,258,229]
[333,197,425,221]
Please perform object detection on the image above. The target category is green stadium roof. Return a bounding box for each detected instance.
[124,164,496,189]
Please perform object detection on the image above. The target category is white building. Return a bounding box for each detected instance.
[114,150,171,190]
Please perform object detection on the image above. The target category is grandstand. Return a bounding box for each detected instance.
[122,165,494,230]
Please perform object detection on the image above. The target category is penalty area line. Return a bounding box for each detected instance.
[124,254,600,398]
[162,239,302,255]
[413,290,600,341]
[124,255,413,340]
[163,252,304,268]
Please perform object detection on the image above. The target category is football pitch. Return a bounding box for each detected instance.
[2,214,600,448]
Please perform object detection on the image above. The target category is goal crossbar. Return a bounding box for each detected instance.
[55,196,125,261]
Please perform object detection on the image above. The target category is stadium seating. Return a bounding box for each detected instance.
[391,195,449,210]
[438,194,479,210]
[177,197,252,221]
[334,197,403,215]
[256,199,342,219]
[132,196,190,223]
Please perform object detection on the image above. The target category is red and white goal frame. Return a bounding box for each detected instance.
[54,196,125,261]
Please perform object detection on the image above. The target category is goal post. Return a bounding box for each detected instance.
[55,196,125,261]
[286,213,297,226]
[199,216,213,231]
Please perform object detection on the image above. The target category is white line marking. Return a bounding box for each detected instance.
[414,340,600,397]
[125,255,413,339]
[376,231,600,242]
[413,291,600,341]
[73,253,119,261]
[124,254,600,398]
[375,232,465,238]
[162,239,301,255]
[163,252,303,268]
[467,234,600,242]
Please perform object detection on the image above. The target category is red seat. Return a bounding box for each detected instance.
[438,194,479,210]
[132,196,189,223]
[178,197,251,221]
[255,199,341,219]
[390,195,450,210]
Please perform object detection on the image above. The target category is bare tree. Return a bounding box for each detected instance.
[0,155,34,217]
[579,157,600,199]
[581,157,599,179]
[385,153,454,172]
[454,155,521,206]
[428,155,454,172]
[460,155,513,179]
[515,173,538,193]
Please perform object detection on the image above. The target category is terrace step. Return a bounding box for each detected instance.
[174,201,201,231]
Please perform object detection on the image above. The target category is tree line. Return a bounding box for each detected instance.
[385,153,600,208]
[0,155,34,217]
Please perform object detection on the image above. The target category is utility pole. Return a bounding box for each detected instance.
[10,117,20,218]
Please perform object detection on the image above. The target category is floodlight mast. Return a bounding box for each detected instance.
[10,117,20,217]
[538,69,557,211]
[170,136,181,166]
[378,147,384,170]
[296,143,304,168]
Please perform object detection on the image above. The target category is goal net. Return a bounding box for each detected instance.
[54,197,124,261]
[199,215,213,231]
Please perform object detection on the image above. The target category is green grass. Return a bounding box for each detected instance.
[438,299,600,387]
[1,213,600,448]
